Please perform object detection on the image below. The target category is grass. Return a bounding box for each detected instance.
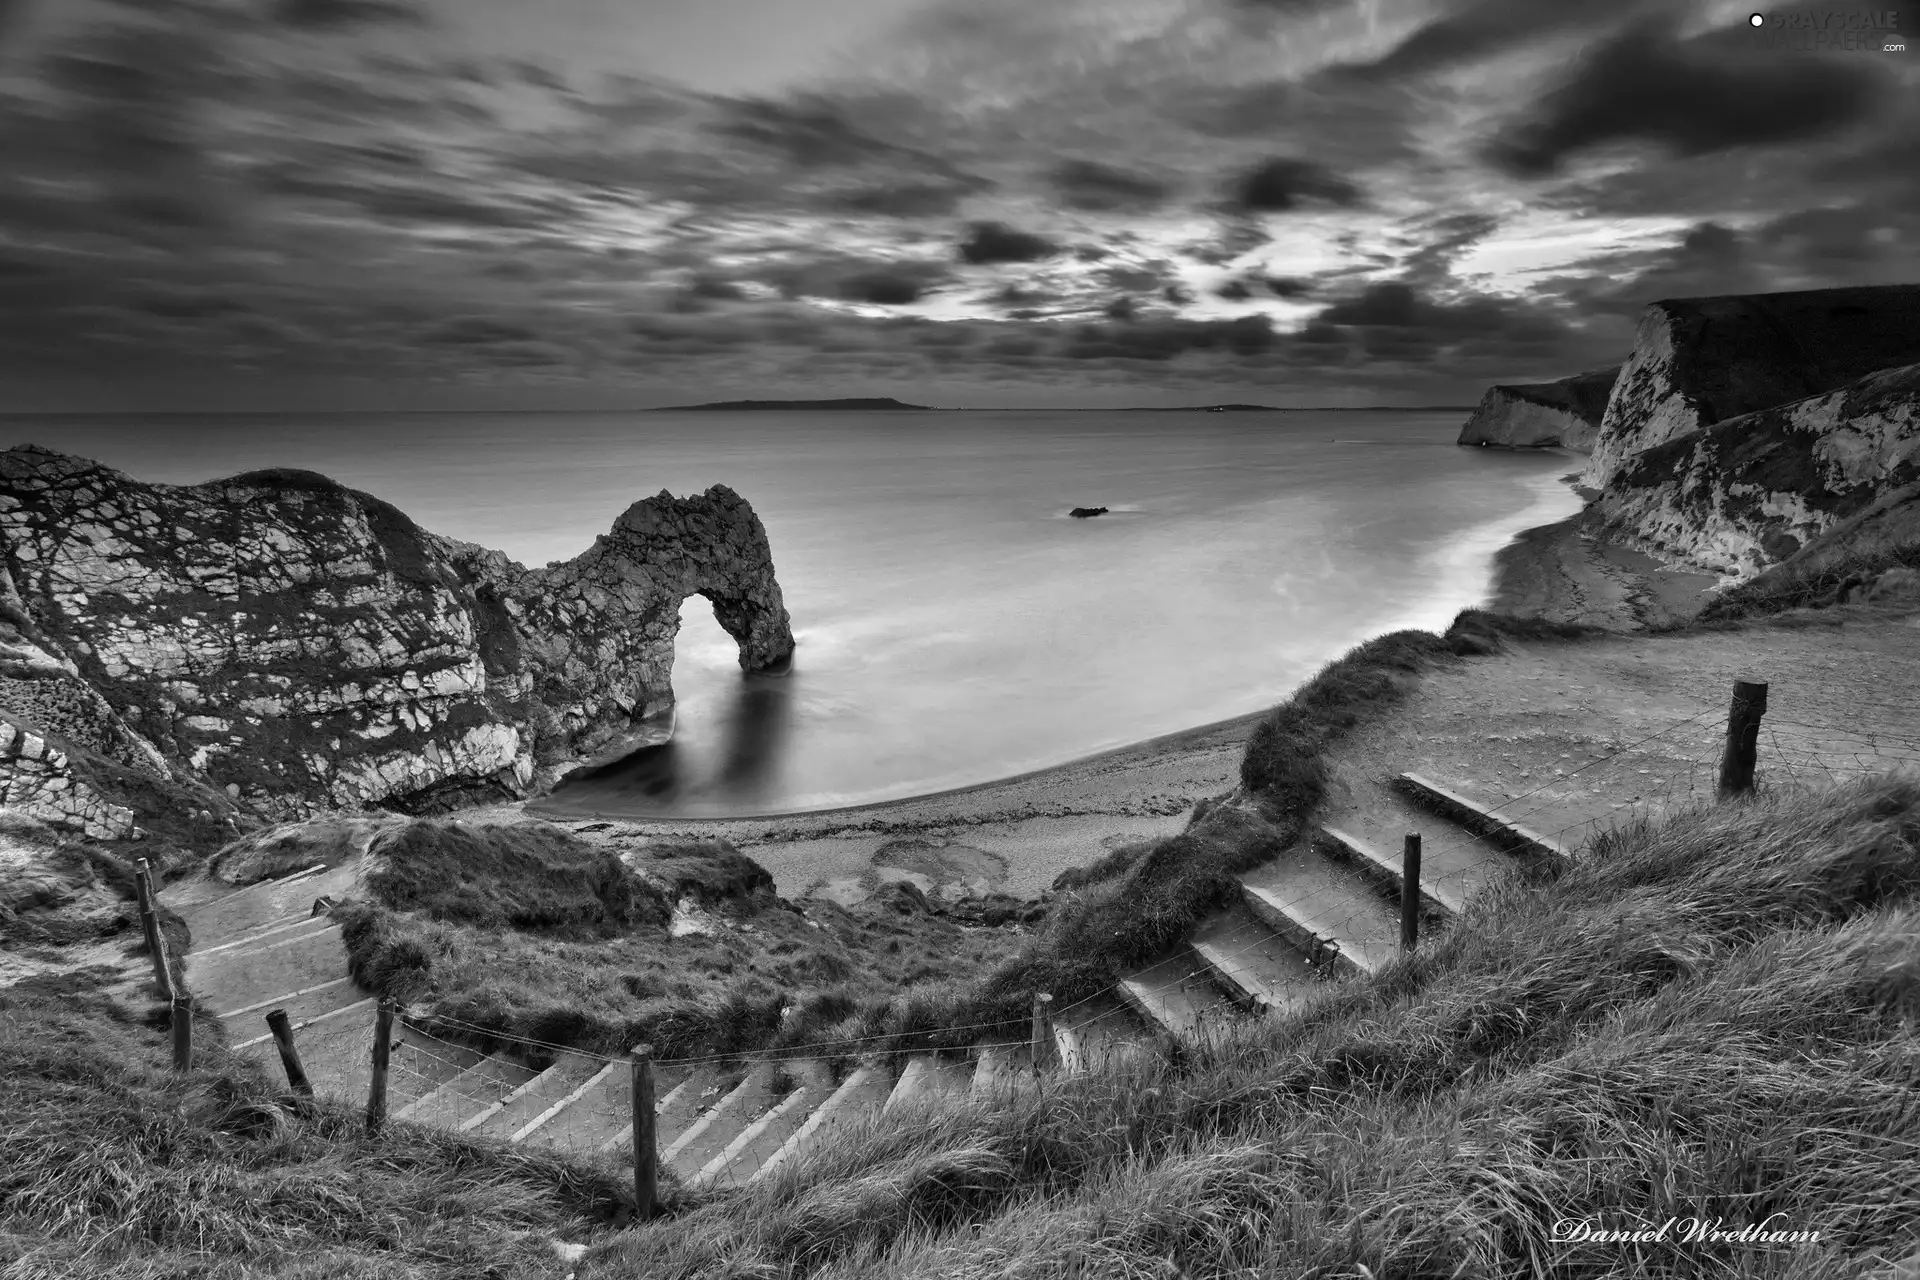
[0,972,634,1278]
[576,773,1920,1279]
[335,825,1022,1064]
[1697,543,1920,624]
[846,611,1593,1061]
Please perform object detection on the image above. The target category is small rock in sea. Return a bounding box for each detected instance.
[1069,506,1109,519]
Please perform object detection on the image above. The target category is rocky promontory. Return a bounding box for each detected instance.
[0,446,794,824]
[1455,366,1619,451]
[1585,284,1920,488]
[1593,360,1920,576]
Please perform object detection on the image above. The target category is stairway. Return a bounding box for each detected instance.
[158,771,1562,1188]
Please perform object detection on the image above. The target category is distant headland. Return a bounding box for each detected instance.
[653,397,935,411]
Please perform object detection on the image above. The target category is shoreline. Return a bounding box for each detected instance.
[497,460,1723,906]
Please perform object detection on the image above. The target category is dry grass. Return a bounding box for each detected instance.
[1697,544,1920,624]
[335,829,1022,1065]
[579,775,1920,1279]
[0,973,627,1278]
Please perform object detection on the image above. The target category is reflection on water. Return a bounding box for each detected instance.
[539,668,794,816]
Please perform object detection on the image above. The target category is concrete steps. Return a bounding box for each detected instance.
[1316,826,1467,920]
[1238,847,1403,977]
[883,1053,973,1112]
[1189,901,1319,1014]
[394,1053,542,1128]
[186,922,351,1015]
[216,975,367,1040]
[175,861,362,946]
[664,1062,778,1182]
[515,1058,632,1153]
[970,1041,1034,1098]
[596,1064,700,1158]
[1053,991,1144,1074]
[1395,772,1572,864]
[1118,951,1241,1045]
[389,1028,486,1111]
[246,996,379,1100]
[698,1060,833,1187]
[756,1063,892,1183]
[461,1052,605,1142]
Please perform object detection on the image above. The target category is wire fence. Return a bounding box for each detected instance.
[146,674,1920,1198]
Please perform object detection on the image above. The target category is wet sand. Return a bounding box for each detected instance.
[479,478,1726,905]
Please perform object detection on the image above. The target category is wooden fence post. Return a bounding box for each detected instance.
[1717,680,1769,799]
[134,857,154,913]
[265,1009,315,1098]
[1031,993,1054,1073]
[1400,833,1422,956]
[365,999,395,1136]
[631,1045,657,1222]
[148,914,177,1002]
[170,997,191,1072]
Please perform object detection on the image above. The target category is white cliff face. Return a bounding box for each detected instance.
[1585,285,1920,490]
[1592,362,1920,578]
[1456,367,1618,451]
[0,447,795,818]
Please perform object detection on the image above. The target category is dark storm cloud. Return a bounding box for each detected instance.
[1099,264,1169,292]
[1215,281,1252,301]
[1163,283,1193,306]
[957,221,1061,265]
[1310,280,1578,365]
[271,0,429,30]
[1266,277,1314,299]
[1226,158,1363,213]
[1327,0,1639,79]
[1050,159,1172,213]
[715,97,905,167]
[827,180,986,218]
[1105,297,1137,321]
[1486,18,1901,177]
[764,256,954,306]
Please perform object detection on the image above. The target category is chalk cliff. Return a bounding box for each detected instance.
[1455,367,1619,451]
[0,446,794,821]
[1591,361,1920,577]
[1585,284,1920,489]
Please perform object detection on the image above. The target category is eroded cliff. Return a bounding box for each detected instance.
[0,446,793,821]
[1585,284,1920,489]
[1592,361,1920,577]
[1456,367,1618,451]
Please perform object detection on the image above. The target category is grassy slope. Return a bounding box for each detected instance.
[336,823,1022,1063]
[580,775,1920,1280]
[0,973,633,1279]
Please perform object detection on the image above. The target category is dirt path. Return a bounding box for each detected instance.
[1318,605,1920,887]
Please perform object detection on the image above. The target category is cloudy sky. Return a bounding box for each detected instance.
[1,0,1915,411]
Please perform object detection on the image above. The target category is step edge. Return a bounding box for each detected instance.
[456,1057,569,1133]
[1395,772,1572,861]
[698,1084,815,1186]
[754,1065,882,1183]
[1239,882,1375,979]
[214,975,355,1021]
[232,995,375,1051]
[195,911,336,958]
[662,1065,770,1165]
[510,1060,619,1145]
[1318,825,1466,919]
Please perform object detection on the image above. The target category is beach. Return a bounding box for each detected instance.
[487,467,1726,907]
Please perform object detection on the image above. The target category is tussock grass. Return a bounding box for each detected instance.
[335,831,1017,1064]
[1699,544,1920,624]
[0,975,625,1278]
[363,820,673,931]
[580,776,1920,1279]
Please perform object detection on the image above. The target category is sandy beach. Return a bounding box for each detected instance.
[483,466,1727,907]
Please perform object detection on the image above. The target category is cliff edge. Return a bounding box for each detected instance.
[1585,284,1920,489]
[1592,360,1920,577]
[1456,366,1618,451]
[0,446,794,822]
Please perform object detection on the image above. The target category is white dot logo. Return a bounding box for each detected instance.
[1748,11,1764,24]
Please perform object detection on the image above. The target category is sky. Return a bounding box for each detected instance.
[0,0,1915,411]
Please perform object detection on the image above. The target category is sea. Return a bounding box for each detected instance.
[24,409,1581,817]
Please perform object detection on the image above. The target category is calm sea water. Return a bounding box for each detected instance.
[22,410,1579,816]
